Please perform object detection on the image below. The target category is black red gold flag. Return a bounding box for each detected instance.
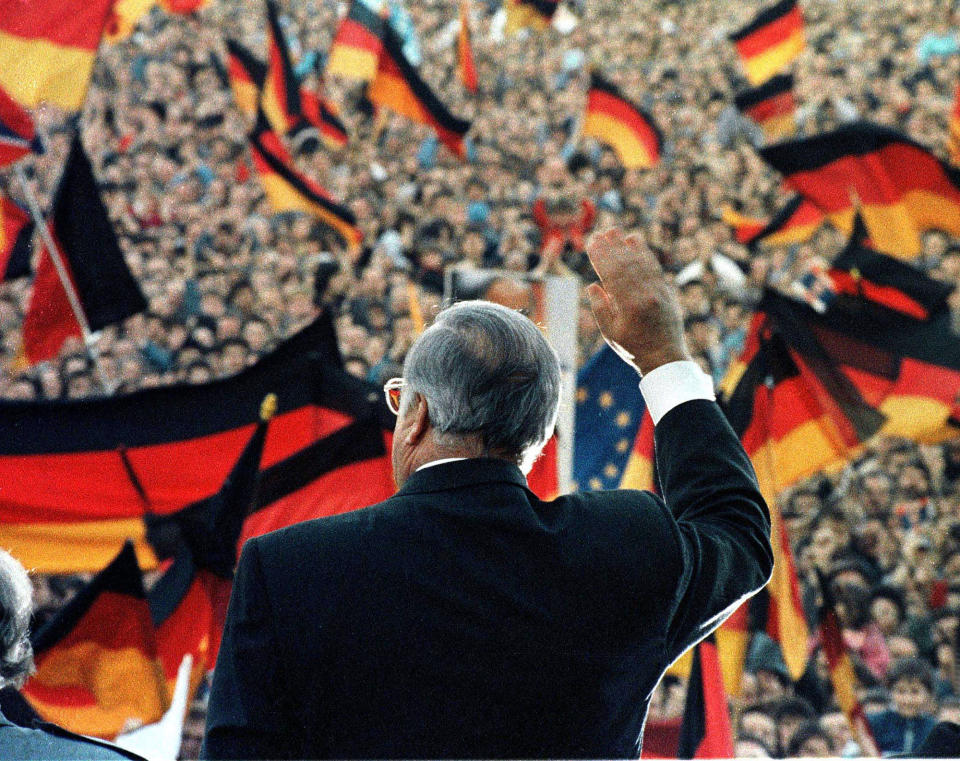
[367,23,472,158]
[618,410,656,493]
[0,84,42,166]
[734,73,796,141]
[261,0,302,135]
[458,1,478,94]
[292,85,349,149]
[21,134,147,365]
[248,112,363,250]
[104,0,156,44]
[0,314,399,574]
[504,0,558,35]
[23,542,169,739]
[0,0,116,110]
[729,0,805,86]
[677,635,734,758]
[723,195,823,249]
[326,0,386,82]
[816,571,881,756]
[949,84,960,167]
[759,121,960,259]
[159,0,210,13]
[582,72,661,169]
[0,194,33,281]
[225,38,267,119]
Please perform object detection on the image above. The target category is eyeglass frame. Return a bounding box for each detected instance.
[383,377,406,416]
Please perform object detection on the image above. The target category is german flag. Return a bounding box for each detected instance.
[724,195,823,248]
[261,0,302,135]
[0,0,117,110]
[294,85,349,149]
[23,542,168,739]
[325,0,386,82]
[225,39,266,120]
[0,315,399,574]
[367,24,472,158]
[0,195,33,282]
[729,0,805,86]
[948,84,960,167]
[159,0,210,13]
[21,134,146,366]
[0,84,43,167]
[759,122,960,259]
[458,1,478,94]
[582,72,661,169]
[104,0,156,44]
[619,410,656,493]
[815,571,881,757]
[248,113,362,250]
[504,0,558,35]
[676,635,735,759]
[734,73,796,142]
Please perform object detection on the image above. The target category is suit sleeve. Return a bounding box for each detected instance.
[655,399,773,660]
[202,539,296,760]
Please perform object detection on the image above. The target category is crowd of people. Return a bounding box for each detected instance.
[2,0,960,757]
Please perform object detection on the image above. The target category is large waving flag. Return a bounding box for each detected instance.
[729,0,805,86]
[677,635,734,759]
[367,22,472,157]
[21,134,146,366]
[572,345,646,492]
[458,1,478,94]
[0,0,117,110]
[734,73,796,142]
[261,0,302,135]
[582,72,662,169]
[723,195,823,249]
[23,542,169,739]
[0,85,43,166]
[248,113,362,250]
[504,0,558,35]
[225,39,267,119]
[0,194,33,282]
[0,314,397,573]
[326,0,386,81]
[759,122,960,259]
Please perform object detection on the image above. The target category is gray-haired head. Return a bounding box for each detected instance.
[402,300,560,470]
[0,549,34,688]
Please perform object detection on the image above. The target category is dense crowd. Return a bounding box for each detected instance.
[3,0,960,757]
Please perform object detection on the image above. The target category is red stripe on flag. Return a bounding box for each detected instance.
[734,6,804,58]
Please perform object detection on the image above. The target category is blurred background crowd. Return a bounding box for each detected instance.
[3,0,960,757]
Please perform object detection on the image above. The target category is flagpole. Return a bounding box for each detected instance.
[13,165,113,394]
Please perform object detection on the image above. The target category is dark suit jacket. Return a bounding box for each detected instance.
[203,399,772,759]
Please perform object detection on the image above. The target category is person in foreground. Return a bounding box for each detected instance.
[202,228,775,759]
[0,549,145,760]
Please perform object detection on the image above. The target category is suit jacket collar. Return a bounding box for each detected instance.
[397,457,528,497]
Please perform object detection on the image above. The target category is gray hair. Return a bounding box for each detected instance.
[0,549,34,688]
[402,300,560,464]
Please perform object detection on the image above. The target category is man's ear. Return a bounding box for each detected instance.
[403,393,431,446]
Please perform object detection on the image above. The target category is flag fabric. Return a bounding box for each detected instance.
[949,84,960,166]
[159,0,209,13]
[816,571,881,756]
[734,73,796,142]
[458,1,478,94]
[248,113,363,250]
[325,0,386,81]
[225,39,266,119]
[729,0,805,86]
[104,0,156,44]
[0,314,399,574]
[293,85,349,149]
[722,196,823,249]
[759,121,960,259]
[582,72,662,169]
[23,542,169,739]
[367,23,472,157]
[21,134,146,365]
[0,194,33,281]
[677,635,735,759]
[261,0,302,135]
[722,206,766,246]
[0,0,117,111]
[504,0,558,35]
[0,84,43,166]
[572,345,646,492]
[619,410,656,492]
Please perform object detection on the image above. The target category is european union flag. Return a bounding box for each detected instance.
[573,345,645,491]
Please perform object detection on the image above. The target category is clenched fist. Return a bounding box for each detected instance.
[585,228,691,376]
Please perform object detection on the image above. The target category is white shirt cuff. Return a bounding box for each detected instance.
[639,360,716,425]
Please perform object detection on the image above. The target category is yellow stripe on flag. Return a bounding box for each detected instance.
[326,46,379,81]
[0,31,98,110]
[582,112,655,169]
[744,30,805,86]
